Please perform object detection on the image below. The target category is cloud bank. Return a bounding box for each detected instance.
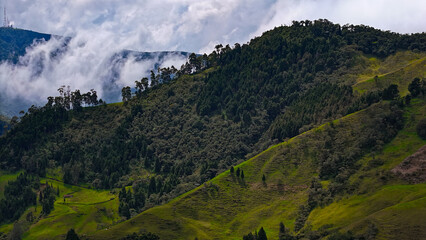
[0,0,425,115]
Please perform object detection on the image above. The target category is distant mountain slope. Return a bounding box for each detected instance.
[0,28,191,117]
[0,28,51,64]
[101,49,191,102]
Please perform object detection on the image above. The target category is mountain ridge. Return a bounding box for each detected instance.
[0,20,425,239]
[0,27,192,117]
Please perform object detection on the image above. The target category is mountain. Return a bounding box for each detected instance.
[0,27,192,117]
[92,99,425,240]
[0,28,52,64]
[0,20,425,239]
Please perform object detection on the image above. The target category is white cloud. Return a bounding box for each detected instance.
[0,0,424,115]
[253,0,426,37]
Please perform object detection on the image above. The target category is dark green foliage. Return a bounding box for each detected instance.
[408,78,423,97]
[294,204,310,232]
[405,94,411,105]
[0,117,10,136]
[328,223,378,240]
[258,227,267,240]
[40,181,56,215]
[0,20,423,218]
[279,222,286,240]
[0,173,38,223]
[279,222,294,240]
[196,20,424,141]
[0,87,101,176]
[270,84,363,140]
[417,118,426,140]
[119,182,147,218]
[382,84,399,100]
[328,231,356,240]
[148,177,156,196]
[122,86,132,104]
[294,103,404,232]
[242,232,255,240]
[65,228,80,240]
[0,28,51,63]
[318,104,403,181]
[120,232,160,240]
[242,227,268,240]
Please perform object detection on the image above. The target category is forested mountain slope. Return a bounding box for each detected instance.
[0,20,425,239]
[91,98,426,240]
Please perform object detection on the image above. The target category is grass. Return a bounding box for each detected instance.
[353,53,426,95]
[307,99,426,239]
[2,53,426,239]
[0,171,21,199]
[308,184,426,238]
[17,179,120,240]
[88,100,425,240]
[2,100,425,239]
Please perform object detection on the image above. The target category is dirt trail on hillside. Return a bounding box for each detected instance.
[391,144,426,183]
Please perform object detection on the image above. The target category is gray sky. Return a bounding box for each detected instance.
[0,0,425,113]
[5,0,426,53]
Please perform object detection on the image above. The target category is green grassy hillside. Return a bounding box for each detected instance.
[1,21,426,239]
[90,99,426,240]
[0,176,120,240]
[0,171,21,199]
[353,52,426,95]
[22,179,120,240]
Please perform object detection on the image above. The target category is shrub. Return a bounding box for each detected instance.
[417,118,426,140]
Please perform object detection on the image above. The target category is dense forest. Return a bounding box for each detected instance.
[0,20,425,224]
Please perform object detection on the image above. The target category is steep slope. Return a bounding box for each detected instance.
[91,99,425,240]
[0,28,51,64]
[0,20,425,239]
[353,53,426,95]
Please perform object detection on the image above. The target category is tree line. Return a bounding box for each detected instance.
[0,20,424,224]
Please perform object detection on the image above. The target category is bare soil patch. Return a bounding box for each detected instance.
[391,144,426,183]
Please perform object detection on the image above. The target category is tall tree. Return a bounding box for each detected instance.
[150,70,159,87]
[408,78,422,97]
[135,80,143,97]
[122,86,132,104]
[141,77,149,91]
[382,84,399,100]
[66,228,80,240]
[258,227,268,240]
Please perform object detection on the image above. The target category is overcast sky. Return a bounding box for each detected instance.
[0,0,425,114]
[5,0,426,53]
